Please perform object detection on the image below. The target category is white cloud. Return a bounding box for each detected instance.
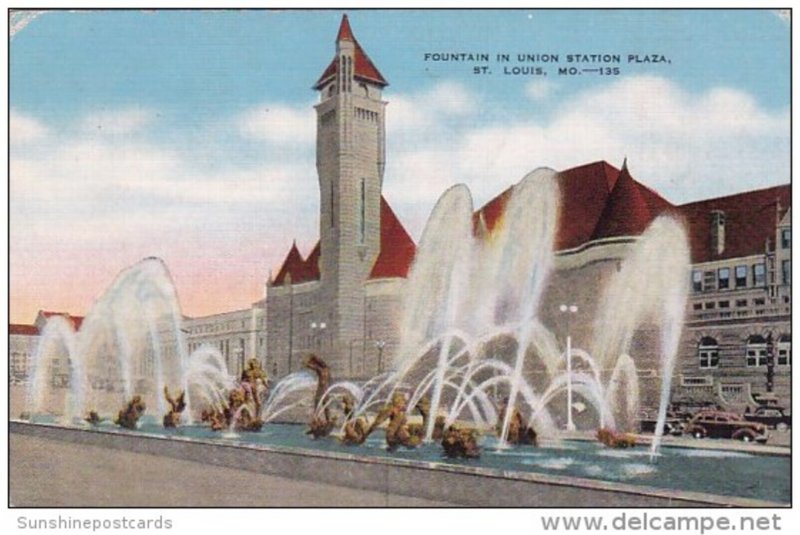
[10,78,789,291]
[237,103,316,145]
[388,81,475,133]
[380,76,788,239]
[774,9,790,24]
[525,80,556,101]
[10,110,48,143]
[81,107,156,136]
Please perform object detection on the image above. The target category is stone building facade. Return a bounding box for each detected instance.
[674,193,791,410]
[263,15,791,415]
[9,323,38,382]
[266,16,414,379]
[184,301,267,378]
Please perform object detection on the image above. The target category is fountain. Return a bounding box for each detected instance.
[25,168,687,446]
[15,166,788,505]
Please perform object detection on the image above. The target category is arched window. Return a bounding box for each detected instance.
[778,334,791,366]
[746,335,767,367]
[698,336,719,369]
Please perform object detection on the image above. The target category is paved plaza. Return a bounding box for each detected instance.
[10,434,454,507]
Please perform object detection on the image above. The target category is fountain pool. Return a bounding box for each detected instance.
[17,167,786,507]
[17,417,790,505]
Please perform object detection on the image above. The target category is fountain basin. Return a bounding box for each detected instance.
[10,421,788,507]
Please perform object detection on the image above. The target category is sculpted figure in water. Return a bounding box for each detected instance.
[596,427,637,448]
[442,425,481,458]
[115,395,146,430]
[305,354,337,438]
[496,398,538,446]
[162,386,186,428]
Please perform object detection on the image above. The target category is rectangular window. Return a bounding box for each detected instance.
[704,302,716,310]
[699,350,719,369]
[692,303,702,310]
[778,340,791,366]
[735,265,747,287]
[782,260,791,285]
[735,299,747,307]
[753,263,766,286]
[746,347,767,367]
[754,297,766,306]
[718,267,730,289]
[781,228,791,249]
[718,300,730,308]
[691,270,703,292]
[359,178,366,244]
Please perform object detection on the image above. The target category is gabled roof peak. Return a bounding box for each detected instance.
[337,14,354,42]
[314,15,388,89]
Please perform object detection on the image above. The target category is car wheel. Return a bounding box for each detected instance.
[692,428,705,439]
[733,429,756,442]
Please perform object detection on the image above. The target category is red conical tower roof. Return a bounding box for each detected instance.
[590,160,654,240]
[336,14,355,42]
[314,15,388,89]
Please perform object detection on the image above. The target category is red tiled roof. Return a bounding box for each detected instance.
[337,13,355,41]
[273,197,416,285]
[272,242,308,286]
[474,161,631,250]
[556,161,629,249]
[473,160,788,263]
[369,196,417,279]
[314,15,388,89]
[677,185,790,263]
[9,324,38,336]
[39,311,84,330]
[591,163,656,240]
[304,241,321,280]
[472,187,512,235]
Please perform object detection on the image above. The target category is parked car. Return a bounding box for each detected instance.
[670,402,722,423]
[639,411,683,435]
[684,410,769,443]
[744,406,791,430]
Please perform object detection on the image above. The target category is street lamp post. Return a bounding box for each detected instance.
[287,272,294,373]
[311,321,327,353]
[375,340,386,374]
[559,303,579,432]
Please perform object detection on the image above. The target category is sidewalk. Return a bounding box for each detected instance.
[559,429,791,456]
[10,434,455,507]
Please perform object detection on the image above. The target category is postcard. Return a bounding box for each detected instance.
[8,8,791,512]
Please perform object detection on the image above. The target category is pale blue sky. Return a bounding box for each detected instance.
[11,10,790,124]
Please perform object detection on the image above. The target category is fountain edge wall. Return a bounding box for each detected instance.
[10,422,784,508]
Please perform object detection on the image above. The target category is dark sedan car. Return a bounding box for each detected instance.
[639,411,683,435]
[744,406,791,430]
[684,411,769,443]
